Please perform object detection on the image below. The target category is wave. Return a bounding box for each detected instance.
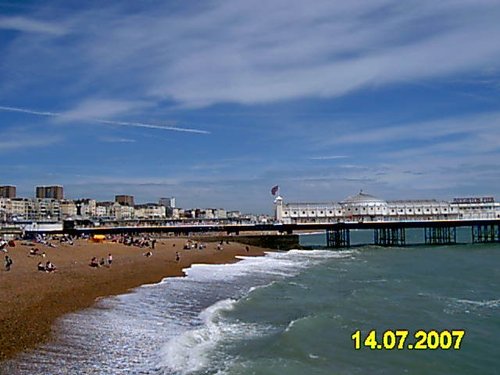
[157,249,349,374]
[452,298,500,308]
[158,298,270,374]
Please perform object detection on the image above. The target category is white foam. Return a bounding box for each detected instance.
[158,249,349,373]
[454,298,500,308]
[176,249,351,283]
[159,298,268,374]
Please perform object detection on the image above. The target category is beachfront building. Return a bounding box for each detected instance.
[0,198,10,220]
[31,198,61,221]
[134,204,166,219]
[0,185,16,198]
[60,200,78,219]
[169,207,181,219]
[95,202,113,217]
[159,197,176,208]
[227,210,241,219]
[275,191,467,223]
[115,195,134,207]
[94,201,135,220]
[111,202,135,220]
[36,185,64,200]
[6,198,31,220]
[75,199,97,218]
[194,208,228,219]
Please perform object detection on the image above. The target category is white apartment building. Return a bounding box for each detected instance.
[60,200,77,219]
[135,204,166,219]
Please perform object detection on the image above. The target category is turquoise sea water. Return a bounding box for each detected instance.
[2,237,500,374]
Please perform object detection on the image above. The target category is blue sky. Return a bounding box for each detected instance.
[1,0,500,213]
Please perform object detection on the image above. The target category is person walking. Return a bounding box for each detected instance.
[4,255,13,271]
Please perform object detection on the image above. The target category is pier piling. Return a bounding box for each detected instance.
[472,224,500,243]
[424,227,456,245]
[326,228,350,248]
[374,227,406,246]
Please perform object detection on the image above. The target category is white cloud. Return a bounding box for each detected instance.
[308,155,348,160]
[0,128,62,152]
[99,137,136,143]
[0,15,66,35]
[3,1,500,108]
[56,99,150,122]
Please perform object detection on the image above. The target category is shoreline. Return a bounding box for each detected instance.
[0,237,271,361]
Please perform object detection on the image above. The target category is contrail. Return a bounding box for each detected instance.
[0,105,210,134]
[0,105,58,117]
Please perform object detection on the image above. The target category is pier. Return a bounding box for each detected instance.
[14,218,500,249]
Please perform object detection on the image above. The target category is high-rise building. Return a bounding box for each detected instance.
[115,195,134,206]
[0,185,16,198]
[36,185,64,200]
[159,197,176,208]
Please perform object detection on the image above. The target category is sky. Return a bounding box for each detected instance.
[1,0,500,213]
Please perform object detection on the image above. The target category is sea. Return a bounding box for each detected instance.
[2,231,500,375]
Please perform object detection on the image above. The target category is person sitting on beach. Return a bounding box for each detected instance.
[143,251,153,257]
[37,262,46,272]
[99,258,105,266]
[89,257,99,267]
[175,252,180,262]
[45,261,57,273]
[29,248,40,256]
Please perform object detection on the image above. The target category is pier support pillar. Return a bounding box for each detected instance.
[326,228,350,248]
[424,227,457,245]
[472,225,500,243]
[374,227,406,246]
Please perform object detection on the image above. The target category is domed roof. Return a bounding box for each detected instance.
[341,191,387,205]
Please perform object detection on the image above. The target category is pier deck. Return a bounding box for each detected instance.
[17,218,500,248]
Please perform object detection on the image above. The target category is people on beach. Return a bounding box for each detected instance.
[143,251,153,257]
[108,253,113,266]
[45,261,57,273]
[29,248,40,256]
[175,252,180,262]
[245,246,250,253]
[89,257,99,267]
[4,255,13,271]
[37,262,45,272]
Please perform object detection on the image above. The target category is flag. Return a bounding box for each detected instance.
[271,185,279,195]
